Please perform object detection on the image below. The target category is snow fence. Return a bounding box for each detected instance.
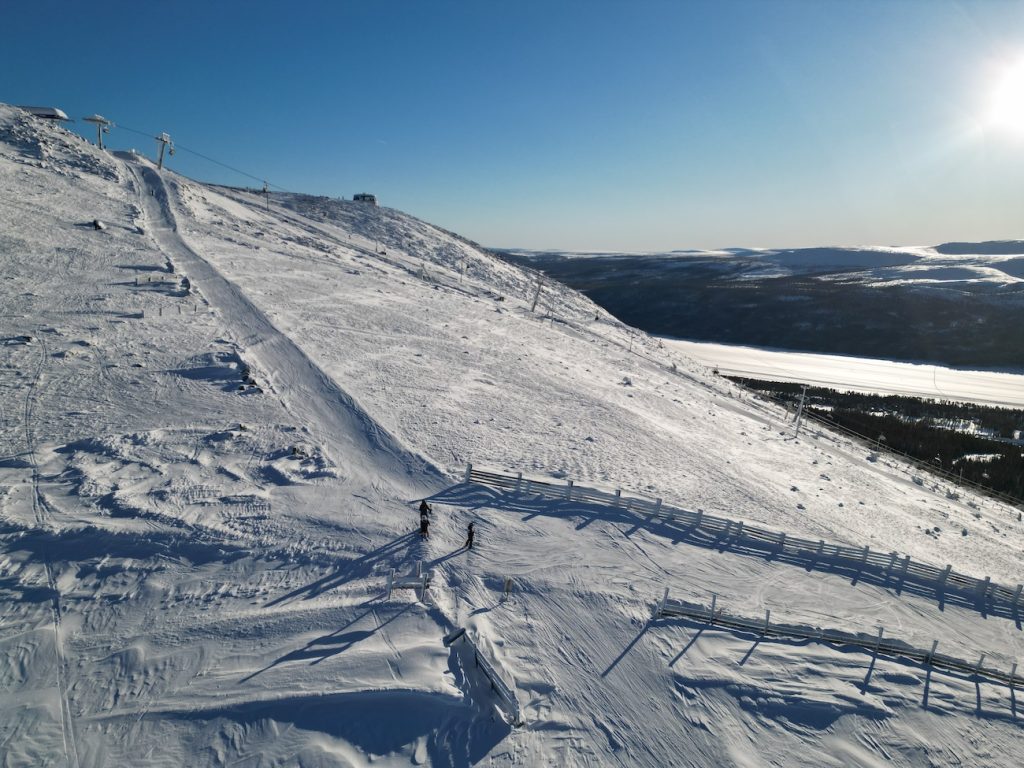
[463,465,1024,622]
[654,591,1023,689]
[444,627,523,726]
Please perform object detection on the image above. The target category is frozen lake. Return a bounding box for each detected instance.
[663,339,1024,409]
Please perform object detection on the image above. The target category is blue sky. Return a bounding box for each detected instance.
[5,0,1024,250]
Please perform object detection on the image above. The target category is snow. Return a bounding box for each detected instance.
[3,103,1024,766]
[661,339,1024,408]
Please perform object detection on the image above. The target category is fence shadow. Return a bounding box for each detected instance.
[264,531,419,608]
[242,603,413,682]
[430,482,1021,627]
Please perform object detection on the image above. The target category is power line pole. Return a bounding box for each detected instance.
[530,275,544,313]
[155,132,174,169]
[262,181,270,211]
[793,384,808,437]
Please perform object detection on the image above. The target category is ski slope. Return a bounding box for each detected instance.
[2,104,1024,767]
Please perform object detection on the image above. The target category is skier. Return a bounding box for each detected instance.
[464,521,475,550]
[419,500,432,517]
[419,514,430,539]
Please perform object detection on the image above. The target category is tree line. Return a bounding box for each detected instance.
[731,379,1024,502]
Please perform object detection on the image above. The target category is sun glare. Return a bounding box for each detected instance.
[990,58,1024,134]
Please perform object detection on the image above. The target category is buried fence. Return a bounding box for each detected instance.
[654,589,1023,690]
[462,465,1024,620]
[384,561,522,725]
[444,626,523,726]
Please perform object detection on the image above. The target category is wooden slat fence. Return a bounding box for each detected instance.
[656,593,1022,689]
[462,465,1024,619]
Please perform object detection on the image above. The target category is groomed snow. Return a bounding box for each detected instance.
[3,104,1024,767]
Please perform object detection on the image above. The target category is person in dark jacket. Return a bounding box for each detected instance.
[464,522,475,550]
[420,514,430,538]
[419,500,432,516]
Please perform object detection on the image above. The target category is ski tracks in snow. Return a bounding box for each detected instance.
[127,161,442,495]
[23,331,81,768]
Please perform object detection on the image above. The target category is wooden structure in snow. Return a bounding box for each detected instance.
[17,106,70,121]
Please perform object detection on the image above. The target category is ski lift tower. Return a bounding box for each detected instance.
[82,114,112,149]
[155,132,175,169]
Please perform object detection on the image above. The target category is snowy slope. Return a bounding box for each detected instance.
[2,103,1024,767]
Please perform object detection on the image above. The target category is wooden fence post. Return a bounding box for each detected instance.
[515,472,522,492]
[874,626,884,653]
[978,576,991,603]
[613,489,622,507]
[464,463,473,482]
[654,498,662,515]
[1013,585,1023,616]
[778,532,786,551]
[938,565,952,592]
[860,545,870,566]
[976,653,986,675]
[762,609,771,636]
[566,480,573,500]
[709,594,717,622]
[1011,662,1018,691]
[656,587,669,617]
[927,639,939,666]
[385,569,394,600]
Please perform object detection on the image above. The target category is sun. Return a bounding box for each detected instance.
[989,58,1024,134]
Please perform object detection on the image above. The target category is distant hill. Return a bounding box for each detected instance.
[935,240,1024,256]
[500,245,1024,369]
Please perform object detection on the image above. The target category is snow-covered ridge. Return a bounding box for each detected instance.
[509,243,1024,286]
[3,103,1024,766]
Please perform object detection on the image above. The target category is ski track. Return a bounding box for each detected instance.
[25,332,80,768]
[129,161,442,496]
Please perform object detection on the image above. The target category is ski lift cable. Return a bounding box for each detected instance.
[115,123,292,192]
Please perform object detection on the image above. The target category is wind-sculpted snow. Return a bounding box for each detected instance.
[3,103,1024,766]
[0,107,120,183]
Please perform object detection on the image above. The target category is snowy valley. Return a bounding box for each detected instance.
[3,104,1024,767]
